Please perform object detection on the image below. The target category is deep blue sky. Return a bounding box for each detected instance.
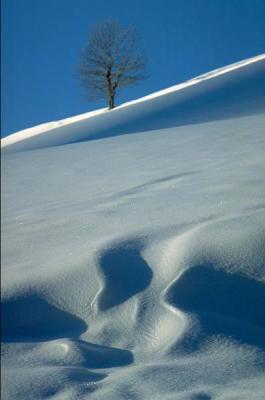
[2,0,265,137]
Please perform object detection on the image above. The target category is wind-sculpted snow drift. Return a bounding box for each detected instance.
[1,55,265,399]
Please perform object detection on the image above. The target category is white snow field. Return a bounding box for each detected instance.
[1,54,265,400]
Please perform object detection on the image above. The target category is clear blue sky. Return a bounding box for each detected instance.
[1,0,265,137]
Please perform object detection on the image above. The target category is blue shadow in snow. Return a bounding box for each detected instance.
[166,264,265,350]
[69,339,133,368]
[98,242,153,311]
[191,393,212,400]
[1,293,87,342]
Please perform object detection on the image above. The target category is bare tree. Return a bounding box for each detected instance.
[79,20,148,109]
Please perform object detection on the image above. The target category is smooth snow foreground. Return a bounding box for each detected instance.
[1,55,265,400]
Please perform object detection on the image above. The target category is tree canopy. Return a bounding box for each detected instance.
[79,20,148,109]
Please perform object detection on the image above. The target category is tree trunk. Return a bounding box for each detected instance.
[106,69,115,110]
[109,95,115,109]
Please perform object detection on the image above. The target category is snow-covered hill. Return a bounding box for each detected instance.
[1,55,265,400]
[2,54,265,153]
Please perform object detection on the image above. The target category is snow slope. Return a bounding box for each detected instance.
[1,55,265,400]
[2,54,265,153]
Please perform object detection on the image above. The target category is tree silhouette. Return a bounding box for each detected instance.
[79,20,148,109]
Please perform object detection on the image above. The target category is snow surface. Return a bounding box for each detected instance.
[1,55,265,400]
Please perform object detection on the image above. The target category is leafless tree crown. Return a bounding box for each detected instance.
[79,20,148,109]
